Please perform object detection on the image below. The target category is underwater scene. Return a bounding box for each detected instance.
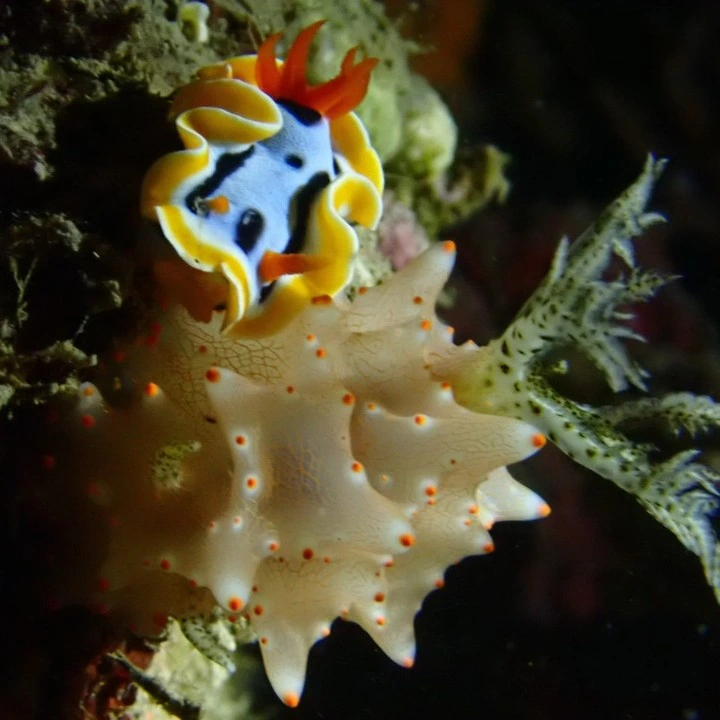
[1,1,719,718]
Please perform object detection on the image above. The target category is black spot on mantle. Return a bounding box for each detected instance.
[185,146,255,214]
[278,100,322,126]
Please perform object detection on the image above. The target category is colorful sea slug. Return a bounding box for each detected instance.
[140,21,383,337]
[44,240,550,706]
[36,18,720,714]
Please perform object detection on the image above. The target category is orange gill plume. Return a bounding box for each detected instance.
[256,20,379,118]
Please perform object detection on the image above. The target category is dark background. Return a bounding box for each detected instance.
[288,2,720,719]
[2,1,719,718]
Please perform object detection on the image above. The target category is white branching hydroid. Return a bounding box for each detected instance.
[437,157,720,603]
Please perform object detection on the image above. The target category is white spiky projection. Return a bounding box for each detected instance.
[45,240,549,707]
[41,158,720,710]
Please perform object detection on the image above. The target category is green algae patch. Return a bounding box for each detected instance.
[0,213,127,410]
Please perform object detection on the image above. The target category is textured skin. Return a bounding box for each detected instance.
[43,243,548,705]
[140,24,383,336]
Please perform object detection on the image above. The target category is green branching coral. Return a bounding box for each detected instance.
[440,156,720,602]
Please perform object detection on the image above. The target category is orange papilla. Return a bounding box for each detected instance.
[255,20,378,120]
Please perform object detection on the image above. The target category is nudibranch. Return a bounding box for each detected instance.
[41,242,549,707]
[140,21,383,336]
[39,155,720,709]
